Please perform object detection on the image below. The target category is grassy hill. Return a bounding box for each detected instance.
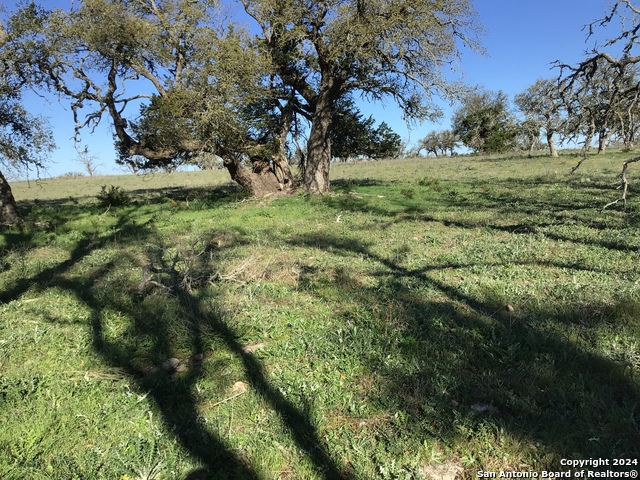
[2,151,639,479]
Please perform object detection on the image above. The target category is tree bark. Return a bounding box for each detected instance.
[304,91,334,194]
[272,116,295,190]
[597,130,611,154]
[547,132,558,157]
[223,155,291,197]
[0,169,22,226]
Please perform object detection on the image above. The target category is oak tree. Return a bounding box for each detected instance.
[241,0,484,192]
[516,119,543,154]
[419,130,458,157]
[11,0,482,196]
[452,89,518,154]
[561,59,639,155]
[557,0,640,207]
[10,0,293,197]
[514,79,564,157]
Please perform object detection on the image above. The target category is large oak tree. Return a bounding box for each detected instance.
[241,0,483,192]
[10,0,482,195]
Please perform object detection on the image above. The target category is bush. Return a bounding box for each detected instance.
[96,185,129,208]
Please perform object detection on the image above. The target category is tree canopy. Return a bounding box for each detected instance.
[560,59,640,154]
[514,79,564,157]
[7,0,484,195]
[0,19,55,225]
[452,89,518,154]
[242,0,484,191]
[330,99,402,162]
[9,0,295,196]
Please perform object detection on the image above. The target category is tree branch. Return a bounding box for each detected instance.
[603,156,640,209]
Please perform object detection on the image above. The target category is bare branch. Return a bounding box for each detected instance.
[603,156,640,209]
[571,154,590,174]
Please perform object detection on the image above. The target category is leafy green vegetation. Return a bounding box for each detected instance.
[1,152,639,479]
[96,185,131,208]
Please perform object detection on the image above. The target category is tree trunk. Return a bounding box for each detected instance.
[223,155,291,197]
[597,130,611,155]
[0,169,21,226]
[273,108,295,191]
[547,132,558,157]
[271,153,294,189]
[528,141,535,155]
[304,92,334,194]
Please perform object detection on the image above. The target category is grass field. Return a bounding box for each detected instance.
[1,151,639,479]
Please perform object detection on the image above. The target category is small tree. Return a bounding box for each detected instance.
[330,98,375,162]
[438,130,459,156]
[419,131,441,157]
[419,130,458,156]
[516,119,543,154]
[365,122,402,160]
[330,98,401,161]
[452,89,518,154]
[75,147,102,176]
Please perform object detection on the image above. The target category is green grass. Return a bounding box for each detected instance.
[1,151,639,479]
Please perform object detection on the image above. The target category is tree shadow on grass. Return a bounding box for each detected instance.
[321,176,640,253]
[126,183,247,208]
[331,178,389,190]
[287,232,640,469]
[0,208,352,479]
[4,178,639,476]
[289,178,639,469]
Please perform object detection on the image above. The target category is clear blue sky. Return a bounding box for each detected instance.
[6,0,613,177]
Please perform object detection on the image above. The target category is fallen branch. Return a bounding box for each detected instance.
[603,155,640,209]
[571,154,589,174]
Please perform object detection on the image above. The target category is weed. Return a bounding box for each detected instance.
[418,177,444,191]
[97,185,130,208]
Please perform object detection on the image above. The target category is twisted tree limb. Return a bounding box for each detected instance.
[603,156,640,209]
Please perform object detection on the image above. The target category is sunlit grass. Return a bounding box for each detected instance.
[2,150,639,479]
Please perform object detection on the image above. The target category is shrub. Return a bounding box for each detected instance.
[96,185,130,208]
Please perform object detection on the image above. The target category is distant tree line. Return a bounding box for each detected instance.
[418,60,640,158]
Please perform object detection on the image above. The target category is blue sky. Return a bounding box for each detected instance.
[6,0,615,177]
